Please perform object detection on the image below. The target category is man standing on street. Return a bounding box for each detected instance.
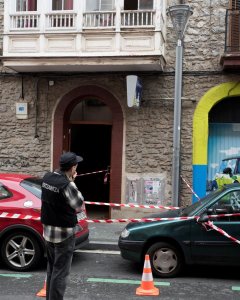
[41,152,84,300]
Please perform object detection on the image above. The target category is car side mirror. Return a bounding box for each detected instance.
[197,213,209,223]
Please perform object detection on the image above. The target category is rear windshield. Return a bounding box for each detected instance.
[20,177,42,199]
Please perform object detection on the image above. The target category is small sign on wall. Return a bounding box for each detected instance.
[126,75,142,108]
[16,102,28,119]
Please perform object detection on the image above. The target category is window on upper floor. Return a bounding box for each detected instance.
[86,0,114,11]
[230,0,240,9]
[124,0,153,10]
[16,0,37,11]
[52,0,73,10]
[122,0,154,26]
[227,0,240,52]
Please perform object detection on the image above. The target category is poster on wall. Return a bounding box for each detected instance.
[143,178,164,206]
[126,174,165,205]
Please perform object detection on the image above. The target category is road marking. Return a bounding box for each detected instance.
[232,286,240,291]
[75,249,120,255]
[87,278,170,286]
[0,273,32,278]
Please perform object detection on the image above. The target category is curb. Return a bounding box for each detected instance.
[82,241,119,251]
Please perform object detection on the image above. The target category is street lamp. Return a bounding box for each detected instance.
[166,4,193,207]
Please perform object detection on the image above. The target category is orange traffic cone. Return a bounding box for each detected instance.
[136,254,159,296]
[36,278,47,297]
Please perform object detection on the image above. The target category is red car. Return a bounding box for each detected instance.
[0,173,89,271]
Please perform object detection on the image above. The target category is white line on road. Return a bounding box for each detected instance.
[75,249,120,255]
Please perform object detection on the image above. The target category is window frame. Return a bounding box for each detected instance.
[16,0,38,12]
[52,0,74,11]
[86,0,114,12]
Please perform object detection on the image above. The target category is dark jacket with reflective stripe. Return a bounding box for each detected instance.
[41,171,77,227]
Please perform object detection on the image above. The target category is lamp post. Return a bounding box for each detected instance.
[166,4,193,207]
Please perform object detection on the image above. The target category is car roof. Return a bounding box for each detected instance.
[0,173,35,183]
[222,156,240,161]
[222,183,240,190]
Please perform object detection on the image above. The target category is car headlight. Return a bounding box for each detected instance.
[120,228,130,238]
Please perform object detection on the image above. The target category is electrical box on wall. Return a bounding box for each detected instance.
[16,102,28,119]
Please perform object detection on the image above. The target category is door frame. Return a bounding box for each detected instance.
[52,85,124,208]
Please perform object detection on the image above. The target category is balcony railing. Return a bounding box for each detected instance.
[121,10,154,27]
[83,11,116,28]
[10,12,40,30]
[8,10,155,31]
[225,9,240,52]
[46,12,77,29]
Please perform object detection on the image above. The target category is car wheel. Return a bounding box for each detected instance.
[147,242,183,278]
[1,231,42,271]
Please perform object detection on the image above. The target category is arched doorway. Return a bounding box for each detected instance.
[52,85,124,218]
[193,82,240,202]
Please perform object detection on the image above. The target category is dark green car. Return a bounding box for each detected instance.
[118,184,240,278]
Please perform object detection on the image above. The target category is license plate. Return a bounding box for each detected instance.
[77,211,86,221]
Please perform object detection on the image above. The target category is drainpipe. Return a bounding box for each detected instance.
[35,78,40,138]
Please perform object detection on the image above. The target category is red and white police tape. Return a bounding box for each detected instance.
[204,220,240,245]
[86,216,194,223]
[1,211,240,244]
[180,175,201,201]
[84,201,180,210]
[76,169,108,177]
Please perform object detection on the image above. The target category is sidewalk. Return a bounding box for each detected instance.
[83,222,126,251]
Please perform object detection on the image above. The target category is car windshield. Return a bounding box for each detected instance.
[20,177,42,199]
[180,188,223,216]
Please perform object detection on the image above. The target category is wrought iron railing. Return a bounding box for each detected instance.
[225,9,240,52]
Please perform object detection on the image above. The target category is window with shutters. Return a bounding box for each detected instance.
[228,0,240,51]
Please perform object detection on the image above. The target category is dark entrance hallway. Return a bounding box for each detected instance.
[71,124,112,219]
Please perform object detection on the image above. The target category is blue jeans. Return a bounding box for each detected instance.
[46,235,75,300]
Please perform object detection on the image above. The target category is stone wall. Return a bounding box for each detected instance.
[0,0,238,212]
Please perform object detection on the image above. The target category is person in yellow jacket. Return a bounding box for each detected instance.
[212,167,239,190]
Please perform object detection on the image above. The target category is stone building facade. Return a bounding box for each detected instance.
[0,0,239,218]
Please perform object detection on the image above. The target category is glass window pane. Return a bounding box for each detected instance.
[52,0,62,10]
[86,0,99,11]
[64,0,73,10]
[101,0,114,11]
[86,0,114,11]
[0,184,12,200]
[28,0,37,11]
[16,0,27,11]
[139,0,153,9]
[16,0,37,11]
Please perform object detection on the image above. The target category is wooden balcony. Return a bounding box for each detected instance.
[3,7,166,73]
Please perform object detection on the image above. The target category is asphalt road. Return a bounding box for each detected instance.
[0,250,240,299]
